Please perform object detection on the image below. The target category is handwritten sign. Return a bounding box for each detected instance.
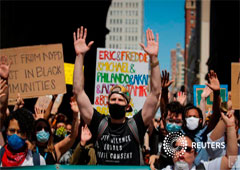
[0,44,66,104]
[94,48,150,117]
[231,63,240,109]
[193,85,228,111]
[35,95,53,110]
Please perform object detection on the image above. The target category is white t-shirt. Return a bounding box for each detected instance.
[162,157,222,170]
[206,131,226,159]
[0,146,46,166]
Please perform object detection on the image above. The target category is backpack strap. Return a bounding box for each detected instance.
[196,162,206,170]
[127,118,144,165]
[97,116,109,140]
[127,118,140,144]
[0,146,5,165]
[32,151,40,166]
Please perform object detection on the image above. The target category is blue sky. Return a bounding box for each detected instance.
[144,0,185,72]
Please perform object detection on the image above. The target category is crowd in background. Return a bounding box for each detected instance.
[0,26,239,170]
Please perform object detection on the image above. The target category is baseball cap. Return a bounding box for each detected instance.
[108,85,133,112]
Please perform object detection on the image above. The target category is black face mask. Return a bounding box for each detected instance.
[109,103,126,119]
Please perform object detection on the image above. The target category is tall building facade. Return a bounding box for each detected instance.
[171,43,185,93]
[106,0,144,50]
[184,0,196,91]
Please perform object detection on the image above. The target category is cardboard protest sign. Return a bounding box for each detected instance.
[51,94,64,114]
[0,44,66,104]
[94,48,150,117]
[193,85,228,112]
[35,95,53,110]
[231,63,240,110]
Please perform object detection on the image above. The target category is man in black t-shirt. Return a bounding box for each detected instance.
[72,26,161,165]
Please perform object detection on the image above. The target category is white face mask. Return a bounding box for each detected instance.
[186,117,200,130]
[174,161,190,170]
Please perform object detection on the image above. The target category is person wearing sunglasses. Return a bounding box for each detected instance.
[0,108,46,167]
[162,110,238,170]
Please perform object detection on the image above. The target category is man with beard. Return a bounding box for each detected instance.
[73,26,161,165]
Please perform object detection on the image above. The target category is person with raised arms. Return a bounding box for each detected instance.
[73,26,161,165]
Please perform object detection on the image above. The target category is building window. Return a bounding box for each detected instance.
[190,19,194,24]
[191,10,194,16]
[191,1,195,6]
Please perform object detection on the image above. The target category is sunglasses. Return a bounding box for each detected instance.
[175,146,193,153]
[166,118,183,124]
[36,126,50,132]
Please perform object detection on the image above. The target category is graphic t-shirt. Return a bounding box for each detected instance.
[89,109,147,165]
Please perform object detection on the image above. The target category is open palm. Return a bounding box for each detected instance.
[81,124,92,142]
[0,56,11,79]
[139,29,159,57]
[206,70,220,91]
[73,26,94,56]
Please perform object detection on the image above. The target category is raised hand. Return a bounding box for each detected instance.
[70,96,79,113]
[221,110,235,127]
[206,70,220,91]
[34,106,45,120]
[73,26,94,56]
[13,93,25,111]
[0,79,7,98]
[139,28,159,57]
[201,86,213,98]
[177,91,187,106]
[0,56,11,79]
[161,70,174,89]
[81,124,92,146]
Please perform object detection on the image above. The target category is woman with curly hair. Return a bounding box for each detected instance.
[0,108,46,167]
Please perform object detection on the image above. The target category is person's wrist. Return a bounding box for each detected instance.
[162,87,169,92]
[151,60,159,68]
[226,124,235,128]
[80,140,86,147]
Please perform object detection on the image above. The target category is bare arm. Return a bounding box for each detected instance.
[160,70,174,117]
[72,26,94,125]
[54,111,79,162]
[205,70,221,134]
[220,111,238,170]
[139,29,161,126]
[200,86,212,125]
[0,56,11,130]
[44,95,57,120]
[209,117,225,141]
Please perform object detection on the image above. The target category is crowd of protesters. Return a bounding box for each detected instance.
[0,26,239,170]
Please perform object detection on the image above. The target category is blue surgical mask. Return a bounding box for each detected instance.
[36,130,50,143]
[166,123,181,132]
[7,134,26,150]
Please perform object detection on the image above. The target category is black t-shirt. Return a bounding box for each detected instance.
[89,109,147,165]
[149,128,173,169]
[37,146,56,165]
